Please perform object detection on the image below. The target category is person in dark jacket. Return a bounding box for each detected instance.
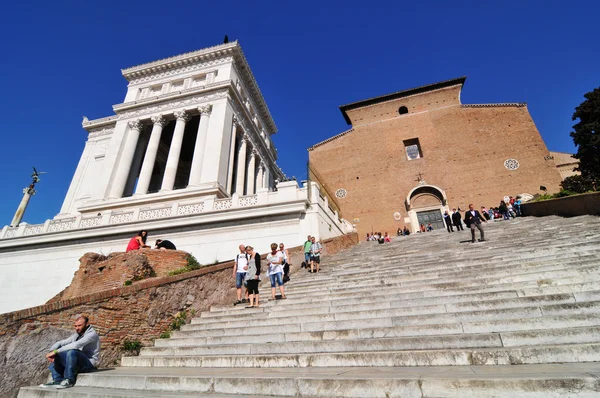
[443,211,454,233]
[451,209,463,231]
[154,239,176,250]
[464,204,487,243]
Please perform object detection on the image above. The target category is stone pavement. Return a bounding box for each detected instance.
[19,215,600,397]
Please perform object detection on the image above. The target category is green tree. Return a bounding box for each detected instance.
[570,87,600,187]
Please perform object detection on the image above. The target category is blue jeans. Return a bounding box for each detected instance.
[269,272,283,287]
[50,349,95,383]
[304,252,311,264]
[235,272,247,288]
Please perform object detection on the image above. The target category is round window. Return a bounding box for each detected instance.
[393,212,402,221]
[504,159,520,170]
[335,188,347,199]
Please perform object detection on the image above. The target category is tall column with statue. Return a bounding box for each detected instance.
[10,167,44,227]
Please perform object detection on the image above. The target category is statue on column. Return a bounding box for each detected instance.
[10,167,45,227]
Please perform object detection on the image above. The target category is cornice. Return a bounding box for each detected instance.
[461,103,526,108]
[87,127,114,139]
[122,42,239,81]
[308,128,355,151]
[113,80,231,112]
[82,115,118,130]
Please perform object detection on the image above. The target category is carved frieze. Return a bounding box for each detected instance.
[127,57,233,85]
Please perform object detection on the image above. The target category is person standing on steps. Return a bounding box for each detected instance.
[279,243,291,283]
[310,236,323,273]
[452,209,464,231]
[244,246,261,308]
[39,315,100,389]
[268,243,286,299]
[233,244,249,306]
[464,204,487,243]
[302,235,312,269]
[444,211,454,233]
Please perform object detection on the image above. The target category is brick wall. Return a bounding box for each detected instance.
[0,232,358,398]
[309,84,563,236]
[48,250,190,303]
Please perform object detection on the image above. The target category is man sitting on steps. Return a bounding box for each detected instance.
[40,315,100,389]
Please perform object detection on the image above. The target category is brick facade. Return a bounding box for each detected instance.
[309,78,562,235]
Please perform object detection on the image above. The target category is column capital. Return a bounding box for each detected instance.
[198,104,213,116]
[174,110,191,122]
[249,149,258,160]
[128,120,144,131]
[151,114,168,127]
[241,134,250,144]
[232,115,240,127]
[258,161,266,172]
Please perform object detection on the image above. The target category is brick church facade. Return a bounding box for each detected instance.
[308,77,562,235]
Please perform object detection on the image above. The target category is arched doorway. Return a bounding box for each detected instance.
[405,184,449,232]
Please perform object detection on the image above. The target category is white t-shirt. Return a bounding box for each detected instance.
[236,253,248,273]
[267,251,283,276]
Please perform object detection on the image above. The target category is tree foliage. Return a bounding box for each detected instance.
[560,175,596,193]
[570,87,600,186]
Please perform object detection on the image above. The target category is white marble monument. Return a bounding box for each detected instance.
[0,42,352,314]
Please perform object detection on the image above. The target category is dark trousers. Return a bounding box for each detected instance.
[455,222,464,231]
[470,222,485,242]
[446,223,454,232]
[49,350,95,383]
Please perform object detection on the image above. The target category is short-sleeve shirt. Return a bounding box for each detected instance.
[304,241,312,253]
[267,251,283,276]
[310,242,322,257]
[236,253,249,273]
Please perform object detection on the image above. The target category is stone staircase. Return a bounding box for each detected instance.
[19,215,600,397]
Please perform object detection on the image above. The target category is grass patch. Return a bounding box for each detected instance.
[168,254,204,276]
[121,339,142,355]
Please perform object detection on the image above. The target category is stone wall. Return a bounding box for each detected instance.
[522,192,600,217]
[0,232,357,398]
[48,250,190,303]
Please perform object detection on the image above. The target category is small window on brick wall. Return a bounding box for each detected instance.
[403,138,423,160]
[398,106,408,115]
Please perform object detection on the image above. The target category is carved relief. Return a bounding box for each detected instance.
[177,203,205,215]
[48,219,76,233]
[127,57,232,85]
[128,120,144,131]
[139,207,172,220]
[239,195,258,207]
[174,110,191,123]
[198,104,213,116]
[109,212,134,224]
[88,127,114,139]
[214,199,233,210]
[80,217,102,228]
[24,224,44,236]
[5,229,17,238]
[151,114,168,127]
[117,91,228,120]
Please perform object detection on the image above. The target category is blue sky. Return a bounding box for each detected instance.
[1,0,598,226]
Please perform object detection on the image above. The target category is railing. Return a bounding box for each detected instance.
[0,182,351,240]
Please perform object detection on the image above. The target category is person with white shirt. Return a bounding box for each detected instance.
[267,243,286,300]
[232,244,249,306]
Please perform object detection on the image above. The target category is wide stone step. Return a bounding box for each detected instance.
[17,387,284,398]
[163,316,600,346]
[121,343,600,368]
[188,294,580,329]
[19,364,600,398]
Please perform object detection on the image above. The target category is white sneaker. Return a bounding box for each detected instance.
[55,379,74,389]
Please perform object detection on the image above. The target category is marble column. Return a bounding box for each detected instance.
[161,110,190,191]
[135,115,167,195]
[188,104,212,187]
[226,116,239,194]
[264,166,271,191]
[247,150,257,195]
[257,162,265,190]
[234,135,248,195]
[110,120,143,199]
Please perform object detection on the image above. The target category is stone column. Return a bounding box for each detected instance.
[264,166,271,191]
[257,162,265,190]
[246,150,257,195]
[235,135,248,195]
[226,116,239,194]
[188,104,212,187]
[161,110,190,191]
[135,115,167,195]
[110,120,143,199]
